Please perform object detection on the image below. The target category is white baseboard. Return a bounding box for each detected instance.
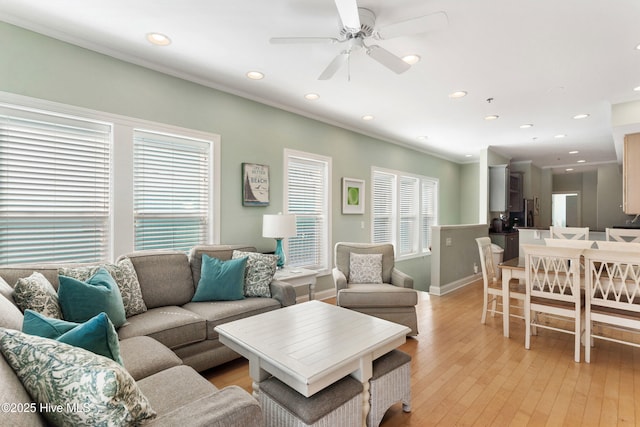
[429,273,482,296]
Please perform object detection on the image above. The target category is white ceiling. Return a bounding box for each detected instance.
[2,0,640,172]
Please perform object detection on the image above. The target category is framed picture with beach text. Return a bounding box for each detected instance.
[242,163,270,206]
[342,177,365,214]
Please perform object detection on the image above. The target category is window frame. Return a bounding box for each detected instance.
[371,166,438,260]
[283,149,332,274]
[0,91,220,263]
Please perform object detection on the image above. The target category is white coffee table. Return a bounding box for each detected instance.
[215,300,410,426]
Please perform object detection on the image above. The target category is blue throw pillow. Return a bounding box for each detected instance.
[22,310,123,365]
[192,255,248,302]
[58,267,127,328]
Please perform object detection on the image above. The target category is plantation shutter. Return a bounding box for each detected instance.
[372,170,395,244]
[0,106,111,264]
[133,130,210,252]
[421,178,438,252]
[286,155,328,270]
[399,176,419,255]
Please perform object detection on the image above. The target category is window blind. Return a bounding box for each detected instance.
[372,171,395,244]
[399,176,419,255]
[285,154,329,270]
[421,178,438,252]
[0,106,111,264]
[133,130,210,252]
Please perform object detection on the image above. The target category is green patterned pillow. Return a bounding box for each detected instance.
[59,258,147,318]
[232,251,278,297]
[13,272,63,319]
[0,328,156,426]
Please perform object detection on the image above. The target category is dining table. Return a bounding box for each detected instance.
[497,257,525,338]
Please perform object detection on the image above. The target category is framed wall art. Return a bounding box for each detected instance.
[342,177,365,214]
[242,163,269,206]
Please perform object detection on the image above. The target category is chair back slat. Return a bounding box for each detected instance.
[524,245,582,304]
[584,249,640,314]
[605,227,640,243]
[549,226,589,240]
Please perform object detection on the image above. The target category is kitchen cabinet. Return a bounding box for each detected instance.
[509,172,523,212]
[489,164,509,212]
[624,133,640,214]
[490,231,519,261]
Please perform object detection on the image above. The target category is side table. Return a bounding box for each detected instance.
[273,267,318,301]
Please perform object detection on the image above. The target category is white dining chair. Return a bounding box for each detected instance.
[583,248,640,363]
[549,226,589,240]
[605,227,640,243]
[476,237,525,326]
[544,238,595,249]
[522,244,585,363]
[596,240,640,251]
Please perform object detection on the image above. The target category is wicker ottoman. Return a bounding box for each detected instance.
[259,375,363,427]
[368,349,412,427]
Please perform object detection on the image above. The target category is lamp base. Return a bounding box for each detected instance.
[274,238,285,268]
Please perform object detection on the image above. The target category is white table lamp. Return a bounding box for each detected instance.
[263,213,297,268]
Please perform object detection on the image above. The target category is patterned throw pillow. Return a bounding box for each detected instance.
[13,272,63,319]
[349,253,383,284]
[0,328,156,426]
[59,258,147,318]
[232,251,278,298]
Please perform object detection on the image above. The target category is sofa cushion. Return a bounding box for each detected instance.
[349,252,383,284]
[0,351,47,427]
[0,328,156,427]
[13,272,63,319]
[192,255,247,302]
[189,245,257,287]
[338,283,418,308]
[122,250,195,309]
[183,298,281,340]
[58,268,127,327]
[117,306,206,349]
[232,250,277,297]
[59,258,147,317]
[119,336,182,381]
[0,293,23,331]
[22,310,123,364]
[0,277,16,306]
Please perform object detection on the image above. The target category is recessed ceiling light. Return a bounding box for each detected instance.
[362,115,374,121]
[577,159,586,163]
[465,154,473,158]
[566,168,574,172]
[519,124,533,129]
[449,91,467,99]
[304,93,320,101]
[246,71,264,80]
[146,32,171,46]
[634,86,640,92]
[417,136,428,141]
[484,115,499,121]
[402,54,421,65]
[573,113,590,119]
[555,134,567,138]
[636,43,640,50]
[569,150,579,154]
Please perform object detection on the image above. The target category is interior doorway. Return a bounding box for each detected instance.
[552,192,580,227]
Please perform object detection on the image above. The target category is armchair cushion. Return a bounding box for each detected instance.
[338,284,418,308]
[349,253,383,284]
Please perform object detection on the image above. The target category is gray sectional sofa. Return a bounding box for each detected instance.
[0,244,297,426]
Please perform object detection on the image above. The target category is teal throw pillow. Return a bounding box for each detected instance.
[22,310,123,365]
[58,267,127,327]
[192,255,248,302]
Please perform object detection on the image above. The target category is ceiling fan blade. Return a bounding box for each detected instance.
[375,11,449,40]
[318,52,349,80]
[334,0,361,32]
[270,37,339,44]
[367,45,411,74]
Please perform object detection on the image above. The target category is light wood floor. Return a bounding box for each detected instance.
[203,280,640,426]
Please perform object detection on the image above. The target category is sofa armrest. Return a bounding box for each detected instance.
[332,268,347,292]
[148,386,262,427]
[391,267,414,289]
[269,280,296,307]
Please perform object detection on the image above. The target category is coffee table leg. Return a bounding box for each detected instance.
[351,355,373,427]
[248,357,271,398]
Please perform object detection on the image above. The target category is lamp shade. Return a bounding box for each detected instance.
[262,214,297,239]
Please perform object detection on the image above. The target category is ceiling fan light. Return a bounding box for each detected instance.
[402,54,421,65]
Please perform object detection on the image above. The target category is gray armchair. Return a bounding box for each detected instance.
[332,242,418,336]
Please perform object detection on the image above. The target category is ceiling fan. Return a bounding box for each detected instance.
[270,0,448,80]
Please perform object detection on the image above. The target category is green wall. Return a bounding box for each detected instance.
[0,22,464,293]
